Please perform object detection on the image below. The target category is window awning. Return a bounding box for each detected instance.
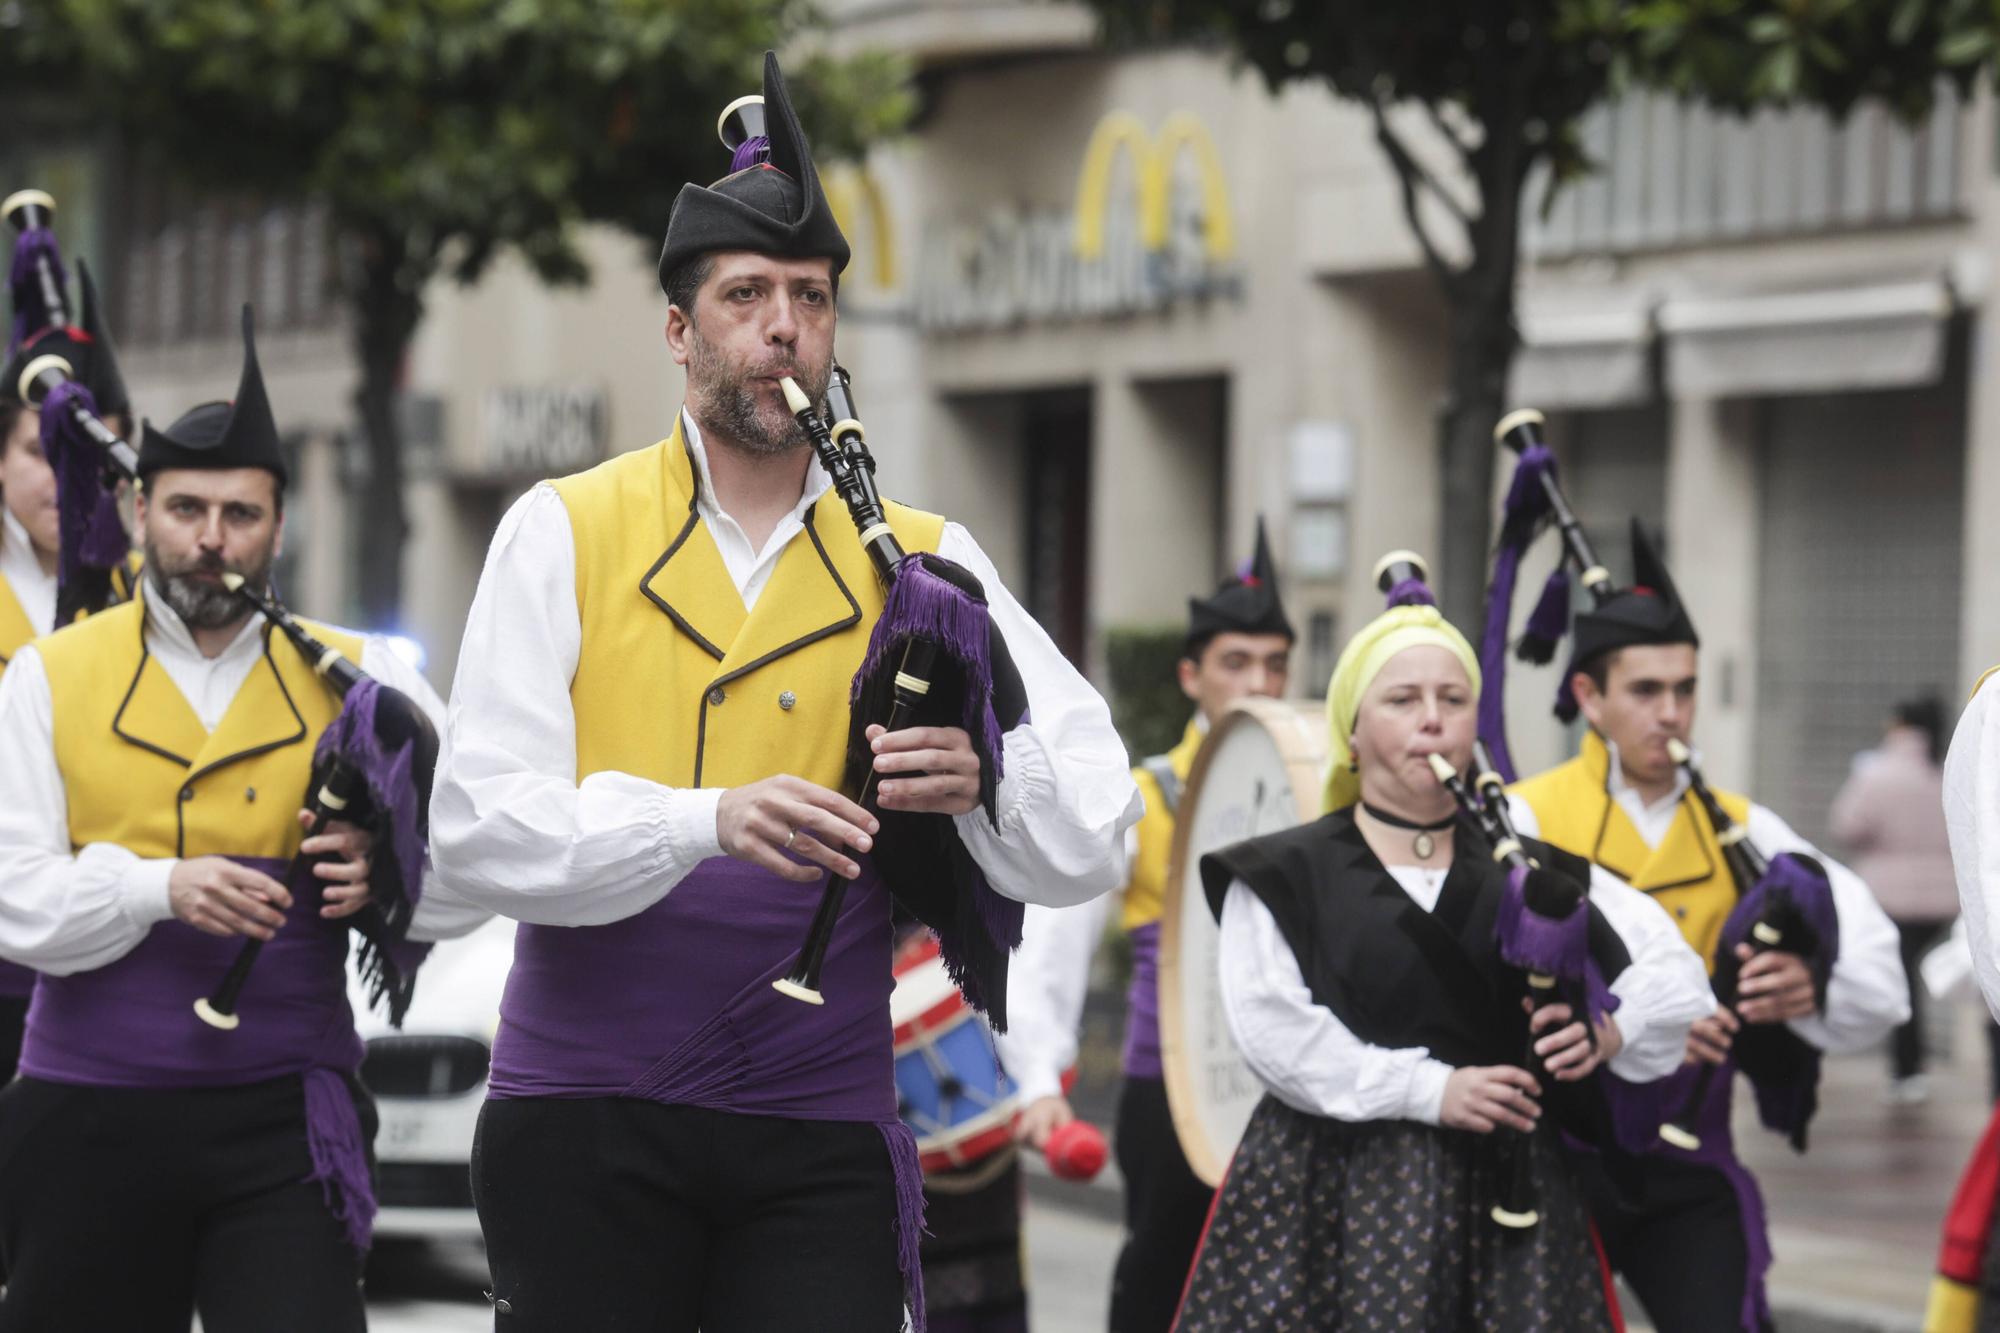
[1658,279,1952,398]
[1509,302,1654,410]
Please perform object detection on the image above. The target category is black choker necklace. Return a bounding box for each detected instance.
[1360,802,1456,859]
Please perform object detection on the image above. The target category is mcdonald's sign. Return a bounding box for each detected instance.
[1071,110,1235,263]
[824,164,898,292]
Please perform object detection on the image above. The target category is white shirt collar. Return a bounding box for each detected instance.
[679,408,832,529]
[1602,734,1693,847]
[0,506,57,636]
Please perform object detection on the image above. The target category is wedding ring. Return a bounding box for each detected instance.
[784,829,798,850]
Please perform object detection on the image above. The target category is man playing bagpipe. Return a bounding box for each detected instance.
[995,520,1293,1333]
[0,307,486,1332]
[1483,414,1907,1333]
[1175,554,1709,1331]
[428,51,1139,1333]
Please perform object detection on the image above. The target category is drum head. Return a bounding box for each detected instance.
[1158,697,1327,1185]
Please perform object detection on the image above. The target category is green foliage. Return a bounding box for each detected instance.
[1104,624,1191,762]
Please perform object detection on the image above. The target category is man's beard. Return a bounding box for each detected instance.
[144,539,272,631]
[685,323,832,458]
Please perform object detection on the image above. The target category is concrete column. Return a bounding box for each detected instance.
[1665,396,1760,790]
[1960,308,2000,693]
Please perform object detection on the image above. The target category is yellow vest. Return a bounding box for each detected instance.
[550,419,945,789]
[38,591,360,860]
[1509,730,1753,971]
[1121,717,1204,932]
[0,573,33,669]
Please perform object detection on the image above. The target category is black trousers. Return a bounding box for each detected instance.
[1893,919,1949,1080]
[1579,1152,1771,1333]
[0,996,27,1086]
[921,1152,1028,1331]
[0,1074,371,1333]
[1109,1076,1216,1333]
[474,1096,905,1332]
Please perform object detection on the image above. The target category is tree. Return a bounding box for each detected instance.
[2,0,910,625]
[1080,0,1994,627]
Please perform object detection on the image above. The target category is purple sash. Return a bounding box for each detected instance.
[1647,1061,1774,1332]
[19,854,375,1250]
[1122,920,1163,1080]
[489,854,935,1328]
[0,958,34,1000]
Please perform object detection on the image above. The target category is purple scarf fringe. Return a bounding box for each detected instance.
[40,379,128,587]
[1477,442,1558,782]
[730,135,771,172]
[302,1067,375,1253]
[1383,577,1433,608]
[8,226,63,357]
[1493,864,1619,1031]
[878,1119,930,1332]
[313,679,425,910]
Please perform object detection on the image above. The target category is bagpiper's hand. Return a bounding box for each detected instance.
[1013,1094,1075,1151]
[1440,1066,1541,1135]
[1733,945,1818,1024]
[1526,1000,1621,1081]
[1685,1007,1739,1065]
[168,856,292,940]
[300,811,374,919]
[868,724,982,816]
[718,775,879,884]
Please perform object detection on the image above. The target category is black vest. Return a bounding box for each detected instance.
[1201,809,1630,1071]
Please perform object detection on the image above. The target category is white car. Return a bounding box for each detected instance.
[348,915,517,1240]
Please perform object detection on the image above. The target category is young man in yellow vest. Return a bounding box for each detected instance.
[0,310,477,1330]
[1501,523,1905,1333]
[430,54,1139,1332]
[996,522,1293,1333]
[0,240,138,1080]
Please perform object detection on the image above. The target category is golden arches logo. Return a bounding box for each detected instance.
[825,165,897,291]
[1072,110,1235,263]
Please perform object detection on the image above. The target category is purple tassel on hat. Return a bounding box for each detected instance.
[302,1067,376,1253]
[1516,566,1571,665]
[730,135,771,173]
[1477,442,1559,782]
[1384,577,1434,609]
[8,226,63,357]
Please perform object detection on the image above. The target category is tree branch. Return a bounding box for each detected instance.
[1369,96,1466,290]
[1424,100,1478,165]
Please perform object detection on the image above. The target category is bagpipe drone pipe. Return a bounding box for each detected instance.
[1657,738,1838,1154]
[6,189,140,621]
[768,360,1027,1023]
[192,574,438,1032]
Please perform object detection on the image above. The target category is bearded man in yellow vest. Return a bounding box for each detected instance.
[429,54,1139,1333]
[1498,522,1905,1333]
[995,521,1293,1333]
[0,233,140,1080]
[0,310,480,1331]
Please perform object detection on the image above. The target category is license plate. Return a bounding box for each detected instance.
[376,1104,441,1159]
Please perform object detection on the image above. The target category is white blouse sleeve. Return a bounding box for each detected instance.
[1948,676,2000,1023]
[992,895,1114,1105]
[1218,880,1453,1125]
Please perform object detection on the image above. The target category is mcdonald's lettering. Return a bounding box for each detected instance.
[916,109,1242,333]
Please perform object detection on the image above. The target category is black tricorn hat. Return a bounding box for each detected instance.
[1187,517,1295,652]
[656,50,851,293]
[4,260,130,418]
[1556,519,1699,721]
[137,305,287,486]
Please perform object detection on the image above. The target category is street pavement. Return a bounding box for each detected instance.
[357,1006,1988,1331]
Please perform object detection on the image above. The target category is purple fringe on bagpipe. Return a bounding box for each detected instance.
[1493,863,1619,1032]
[877,1119,931,1332]
[1718,852,1840,1147]
[1477,442,1559,783]
[8,226,62,357]
[313,679,426,912]
[40,378,128,583]
[1520,567,1571,661]
[730,135,771,172]
[302,1067,375,1253]
[1383,577,1434,609]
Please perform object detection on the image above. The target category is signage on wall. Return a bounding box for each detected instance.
[481,386,607,477]
[916,110,1244,332]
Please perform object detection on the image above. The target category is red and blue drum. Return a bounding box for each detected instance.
[892,935,1018,1173]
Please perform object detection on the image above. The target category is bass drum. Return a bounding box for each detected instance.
[1158,696,1328,1185]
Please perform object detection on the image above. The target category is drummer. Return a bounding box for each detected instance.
[1175,555,1710,1331]
[996,520,1292,1333]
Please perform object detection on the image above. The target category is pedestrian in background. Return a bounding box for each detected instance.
[1831,697,1956,1104]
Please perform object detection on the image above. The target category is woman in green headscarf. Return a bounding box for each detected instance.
[1172,554,1710,1333]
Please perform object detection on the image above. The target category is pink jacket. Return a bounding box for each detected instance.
[1830,728,1957,922]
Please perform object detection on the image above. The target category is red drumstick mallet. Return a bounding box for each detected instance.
[1041,1121,1108,1182]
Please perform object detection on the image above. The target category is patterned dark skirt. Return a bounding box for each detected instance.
[920,1148,1029,1332]
[1174,1096,1616,1333]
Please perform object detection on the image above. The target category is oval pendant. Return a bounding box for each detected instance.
[1414,831,1435,859]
